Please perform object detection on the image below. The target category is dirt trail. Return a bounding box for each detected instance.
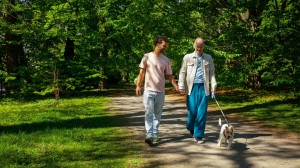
[108,88,300,168]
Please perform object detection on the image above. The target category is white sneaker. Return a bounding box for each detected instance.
[195,138,205,144]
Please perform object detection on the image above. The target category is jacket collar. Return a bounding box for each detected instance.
[192,52,204,58]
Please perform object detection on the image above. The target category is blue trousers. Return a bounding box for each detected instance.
[186,83,208,138]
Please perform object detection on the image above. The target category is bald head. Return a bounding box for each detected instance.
[194,38,204,45]
[194,38,204,55]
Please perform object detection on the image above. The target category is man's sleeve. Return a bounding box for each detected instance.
[178,56,187,90]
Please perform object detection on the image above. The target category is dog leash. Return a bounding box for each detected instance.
[214,98,230,125]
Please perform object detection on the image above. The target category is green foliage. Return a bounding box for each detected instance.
[1,0,299,95]
[0,70,8,82]
[221,0,299,89]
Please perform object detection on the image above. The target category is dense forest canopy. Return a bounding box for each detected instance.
[1,0,299,96]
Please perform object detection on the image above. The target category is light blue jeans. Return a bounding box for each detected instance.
[143,89,165,138]
[186,83,208,138]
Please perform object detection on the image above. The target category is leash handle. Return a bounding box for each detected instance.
[214,98,229,125]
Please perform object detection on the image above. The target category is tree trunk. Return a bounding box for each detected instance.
[246,73,262,89]
[98,46,108,90]
[4,31,26,72]
[2,0,26,94]
[64,38,75,60]
[53,66,60,103]
[98,66,104,90]
[123,71,129,83]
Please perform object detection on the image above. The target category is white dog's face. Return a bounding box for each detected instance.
[218,121,234,149]
[224,126,234,140]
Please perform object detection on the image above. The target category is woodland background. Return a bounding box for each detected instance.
[1,0,299,97]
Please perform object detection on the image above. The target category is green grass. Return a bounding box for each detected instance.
[1,86,299,167]
[210,88,300,135]
[0,95,143,168]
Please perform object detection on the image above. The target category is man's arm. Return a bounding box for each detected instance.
[209,57,217,94]
[136,68,146,96]
[178,56,187,94]
[166,75,179,91]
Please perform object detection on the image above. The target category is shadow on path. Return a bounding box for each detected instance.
[108,88,300,168]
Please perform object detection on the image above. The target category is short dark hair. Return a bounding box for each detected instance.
[154,36,168,46]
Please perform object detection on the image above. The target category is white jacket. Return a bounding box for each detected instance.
[178,52,217,96]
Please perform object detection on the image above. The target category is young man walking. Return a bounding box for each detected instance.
[136,36,178,144]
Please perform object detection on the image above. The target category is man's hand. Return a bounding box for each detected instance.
[167,75,179,93]
[179,89,185,94]
[174,84,179,92]
[211,92,215,99]
[136,86,141,96]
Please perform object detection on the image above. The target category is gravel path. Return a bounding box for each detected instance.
[108,89,300,168]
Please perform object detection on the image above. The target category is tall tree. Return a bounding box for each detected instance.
[2,0,27,94]
[186,0,299,89]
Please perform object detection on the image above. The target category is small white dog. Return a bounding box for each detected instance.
[217,118,234,149]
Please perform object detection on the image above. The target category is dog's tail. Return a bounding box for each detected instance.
[219,118,222,126]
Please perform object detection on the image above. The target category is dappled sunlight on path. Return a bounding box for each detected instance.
[108,90,300,168]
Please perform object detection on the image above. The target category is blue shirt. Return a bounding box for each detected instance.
[193,55,204,83]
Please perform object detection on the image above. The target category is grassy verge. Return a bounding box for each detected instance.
[0,94,143,167]
[209,88,300,135]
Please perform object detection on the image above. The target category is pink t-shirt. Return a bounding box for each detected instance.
[139,52,173,93]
